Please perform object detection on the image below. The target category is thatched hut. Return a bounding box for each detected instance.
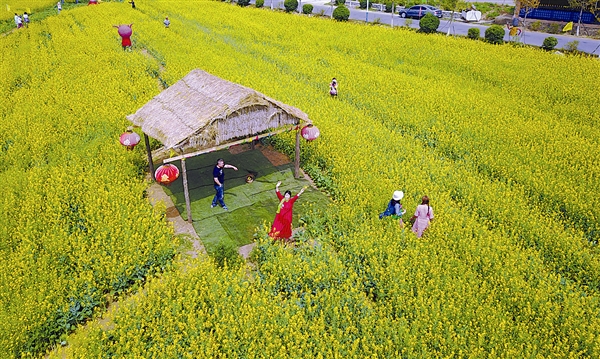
[126,69,312,223]
[127,69,310,153]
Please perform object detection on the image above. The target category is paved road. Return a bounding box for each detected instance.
[264,0,600,55]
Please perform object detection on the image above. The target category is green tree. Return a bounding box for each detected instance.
[519,0,540,28]
[440,0,467,35]
[568,0,598,36]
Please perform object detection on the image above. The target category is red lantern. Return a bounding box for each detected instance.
[88,0,98,5]
[301,124,320,141]
[119,129,140,150]
[155,164,180,185]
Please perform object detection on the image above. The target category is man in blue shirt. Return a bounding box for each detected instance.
[212,158,238,210]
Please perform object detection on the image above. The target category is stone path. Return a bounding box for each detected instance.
[146,180,205,258]
[238,242,256,259]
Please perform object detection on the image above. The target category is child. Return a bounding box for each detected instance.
[379,191,406,228]
[22,12,29,27]
[411,195,434,238]
[329,77,338,97]
[14,13,23,28]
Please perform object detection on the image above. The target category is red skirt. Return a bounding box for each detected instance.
[269,215,293,240]
[121,37,131,47]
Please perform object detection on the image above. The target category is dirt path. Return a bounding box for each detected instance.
[147,180,205,257]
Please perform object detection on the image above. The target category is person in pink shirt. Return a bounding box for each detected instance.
[411,195,434,237]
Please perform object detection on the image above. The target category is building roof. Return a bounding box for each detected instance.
[126,69,310,151]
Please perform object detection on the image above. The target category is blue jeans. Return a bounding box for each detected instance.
[212,185,226,207]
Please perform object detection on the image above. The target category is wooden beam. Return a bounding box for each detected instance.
[181,158,193,224]
[294,128,300,178]
[144,133,155,181]
[163,125,301,164]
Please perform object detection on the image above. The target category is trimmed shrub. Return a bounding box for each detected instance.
[548,23,561,34]
[564,40,579,52]
[335,0,345,5]
[530,20,542,31]
[255,0,264,7]
[485,24,505,44]
[284,0,298,12]
[238,0,251,6]
[467,27,480,40]
[419,13,440,34]
[359,0,370,9]
[303,3,313,14]
[333,5,350,21]
[542,36,558,51]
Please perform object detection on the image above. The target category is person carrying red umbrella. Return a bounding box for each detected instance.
[113,23,133,50]
[269,181,307,242]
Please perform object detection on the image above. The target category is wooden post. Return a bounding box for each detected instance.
[144,133,155,181]
[294,127,300,178]
[181,158,193,224]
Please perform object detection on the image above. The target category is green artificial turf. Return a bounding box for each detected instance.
[161,147,330,253]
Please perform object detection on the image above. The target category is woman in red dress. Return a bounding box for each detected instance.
[269,181,306,241]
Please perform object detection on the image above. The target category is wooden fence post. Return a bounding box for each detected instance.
[181,158,193,224]
[144,133,155,181]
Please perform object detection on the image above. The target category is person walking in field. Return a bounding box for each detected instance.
[329,77,338,97]
[410,195,434,238]
[164,17,170,28]
[14,13,23,28]
[379,190,406,228]
[211,158,238,211]
[129,0,136,9]
[269,181,306,242]
[22,12,29,27]
[113,24,134,51]
[56,1,62,14]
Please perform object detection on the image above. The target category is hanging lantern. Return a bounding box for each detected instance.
[301,124,320,141]
[119,128,141,150]
[155,164,180,185]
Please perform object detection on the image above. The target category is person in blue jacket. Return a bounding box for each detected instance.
[379,190,406,228]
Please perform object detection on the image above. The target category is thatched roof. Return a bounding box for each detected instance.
[126,69,311,151]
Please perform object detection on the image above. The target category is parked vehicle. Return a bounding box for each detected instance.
[399,5,443,19]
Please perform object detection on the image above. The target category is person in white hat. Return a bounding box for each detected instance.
[379,190,406,228]
[329,78,338,97]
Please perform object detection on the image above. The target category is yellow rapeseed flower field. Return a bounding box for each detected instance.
[1,0,599,357]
